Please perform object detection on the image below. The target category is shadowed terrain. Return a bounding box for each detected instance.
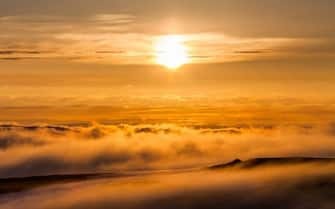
[2,157,335,209]
[209,157,335,169]
[0,173,127,195]
[1,157,335,197]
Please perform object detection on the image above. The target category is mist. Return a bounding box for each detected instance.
[1,123,335,178]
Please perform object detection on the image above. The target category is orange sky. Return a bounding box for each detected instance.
[0,0,335,122]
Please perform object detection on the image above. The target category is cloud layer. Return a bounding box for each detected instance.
[1,122,335,178]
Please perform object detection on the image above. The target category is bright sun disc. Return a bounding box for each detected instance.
[155,35,189,70]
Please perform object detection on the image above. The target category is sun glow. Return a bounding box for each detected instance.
[155,35,190,70]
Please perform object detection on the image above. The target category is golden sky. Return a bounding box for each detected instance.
[0,0,335,122]
[1,0,335,63]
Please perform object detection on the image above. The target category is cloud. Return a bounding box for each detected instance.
[0,122,335,178]
[0,124,74,133]
[0,57,43,60]
[0,50,54,60]
[234,50,265,54]
[1,13,328,65]
[0,50,43,55]
[326,122,335,136]
[95,50,125,54]
[0,123,335,209]
[0,134,45,150]
[0,14,139,63]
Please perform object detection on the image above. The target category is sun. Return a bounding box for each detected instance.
[155,35,189,70]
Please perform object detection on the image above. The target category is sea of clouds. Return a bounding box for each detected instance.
[1,122,335,178]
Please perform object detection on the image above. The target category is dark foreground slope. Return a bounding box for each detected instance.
[0,173,126,194]
[1,157,335,196]
[2,158,335,209]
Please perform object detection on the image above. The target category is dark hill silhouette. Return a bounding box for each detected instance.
[209,157,335,170]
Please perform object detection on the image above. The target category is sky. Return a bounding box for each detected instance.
[0,0,335,123]
[1,0,335,63]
